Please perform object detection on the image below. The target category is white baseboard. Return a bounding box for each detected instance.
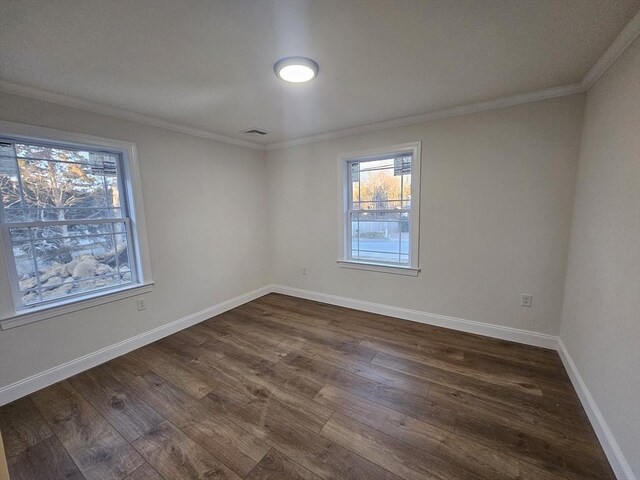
[270,284,559,349]
[0,285,272,406]
[557,339,638,480]
[1,283,633,480]
[272,285,635,480]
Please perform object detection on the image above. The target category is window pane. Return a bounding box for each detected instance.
[359,168,401,209]
[25,222,117,241]
[1,138,139,309]
[13,243,40,305]
[354,200,403,210]
[402,173,412,208]
[0,143,22,218]
[349,156,411,211]
[350,211,409,265]
[1,143,122,223]
[9,221,132,305]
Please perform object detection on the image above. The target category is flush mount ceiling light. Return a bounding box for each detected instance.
[274,56,319,83]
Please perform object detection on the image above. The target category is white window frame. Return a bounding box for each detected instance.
[337,142,421,276]
[0,121,153,330]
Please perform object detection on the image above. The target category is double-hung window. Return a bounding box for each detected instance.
[338,142,421,275]
[0,122,152,327]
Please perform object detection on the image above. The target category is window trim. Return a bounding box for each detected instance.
[0,120,153,328]
[337,142,421,275]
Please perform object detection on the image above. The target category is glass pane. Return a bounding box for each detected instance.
[358,158,395,172]
[9,222,133,306]
[70,274,120,297]
[15,157,123,221]
[1,143,122,223]
[402,174,412,208]
[1,141,135,307]
[354,200,403,210]
[16,222,117,241]
[11,239,41,305]
[349,156,411,211]
[14,144,92,162]
[114,233,133,282]
[358,169,401,210]
[350,211,409,265]
[0,143,22,218]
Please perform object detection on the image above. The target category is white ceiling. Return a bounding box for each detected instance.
[1,0,638,145]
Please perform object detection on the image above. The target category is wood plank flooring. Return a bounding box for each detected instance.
[0,293,615,480]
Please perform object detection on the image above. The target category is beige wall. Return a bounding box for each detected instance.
[560,38,640,478]
[0,52,636,475]
[0,92,269,389]
[0,90,588,393]
[266,94,585,335]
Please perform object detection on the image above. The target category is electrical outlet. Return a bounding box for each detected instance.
[521,294,533,308]
[137,298,147,311]
[302,266,308,275]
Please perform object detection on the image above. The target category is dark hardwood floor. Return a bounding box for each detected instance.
[0,293,615,480]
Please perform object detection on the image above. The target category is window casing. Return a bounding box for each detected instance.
[338,143,421,275]
[0,121,152,328]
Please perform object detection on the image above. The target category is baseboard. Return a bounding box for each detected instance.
[272,284,635,479]
[0,285,272,406]
[270,284,559,349]
[557,339,638,480]
[2,283,633,480]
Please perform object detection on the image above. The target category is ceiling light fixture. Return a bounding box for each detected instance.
[274,56,319,83]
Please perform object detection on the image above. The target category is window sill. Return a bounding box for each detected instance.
[337,260,420,276]
[0,282,155,331]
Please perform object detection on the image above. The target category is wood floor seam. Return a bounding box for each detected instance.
[28,388,86,479]
[0,293,615,480]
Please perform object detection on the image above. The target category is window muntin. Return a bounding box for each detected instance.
[346,150,416,267]
[0,139,137,308]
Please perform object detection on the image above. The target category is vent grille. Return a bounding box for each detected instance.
[242,128,268,136]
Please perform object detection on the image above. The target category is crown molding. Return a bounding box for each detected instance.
[0,80,264,151]
[266,8,640,152]
[581,9,640,90]
[1,9,638,153]
[264,83,584,151]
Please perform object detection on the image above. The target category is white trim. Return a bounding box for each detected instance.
[266,9,640,150]
[337,142,421,271]
[266,83,584,150]
[557,340,638,480]
[0,9,638,153]
[0,80,264,151]
[0,79,583,153]
[581,10,640,90]
[270,285,558,349]
[1,281,635,480]
[0,285,272,406]
[337,260,420,276]
[0,282,155,330]
[272,284,636,480]
[0,121,154,320]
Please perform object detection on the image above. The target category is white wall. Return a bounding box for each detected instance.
[0,56,635,476]
[266,95,584,336]
[0,92,269,389]
[560,38,640,479]
[0,90,589,396]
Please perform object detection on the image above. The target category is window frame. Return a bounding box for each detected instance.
[0,121,153,329]
[337,142,421,276]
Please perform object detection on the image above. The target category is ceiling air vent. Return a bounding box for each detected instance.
[242,128,268,137]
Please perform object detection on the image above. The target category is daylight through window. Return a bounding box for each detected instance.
[0,139,138,308]
[343,144,420,270]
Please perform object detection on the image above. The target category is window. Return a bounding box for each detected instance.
[338,143,421,275]
[0,122,152,327]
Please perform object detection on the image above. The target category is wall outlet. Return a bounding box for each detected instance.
[302,266,308,275]
[520,294,533,308]
[137,298,147,311]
